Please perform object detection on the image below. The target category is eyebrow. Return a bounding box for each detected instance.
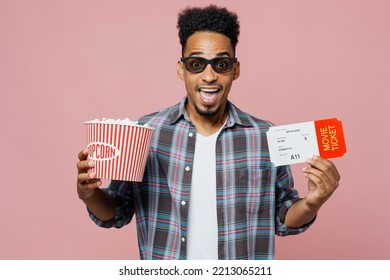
[188,51,232,57]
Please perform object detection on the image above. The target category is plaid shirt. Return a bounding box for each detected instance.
[89,97,313,259]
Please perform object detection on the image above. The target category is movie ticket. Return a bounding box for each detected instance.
[266,118,346,166]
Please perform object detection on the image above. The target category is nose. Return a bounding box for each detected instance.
[201,64,218,83]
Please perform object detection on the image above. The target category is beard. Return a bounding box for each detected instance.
[194,103,221,118]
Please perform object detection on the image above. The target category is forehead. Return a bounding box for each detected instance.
[184,31,234,57]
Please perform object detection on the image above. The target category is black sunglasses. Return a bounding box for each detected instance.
[181,56,237,73]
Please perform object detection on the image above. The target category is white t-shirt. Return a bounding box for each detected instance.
[186,127,224,260]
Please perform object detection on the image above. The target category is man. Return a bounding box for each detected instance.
[77,5,340,260]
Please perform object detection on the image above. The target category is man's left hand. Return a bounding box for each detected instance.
[302,156,341,213]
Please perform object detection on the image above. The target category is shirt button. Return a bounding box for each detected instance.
[185,166,190,171]
[181,237,186,242]
[189,132,194,137]
[181,200,186,206]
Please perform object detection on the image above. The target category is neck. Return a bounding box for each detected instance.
[187,106,228,136]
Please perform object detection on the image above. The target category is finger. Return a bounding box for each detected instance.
[78,172,98,184]
[303,166,339,194]
[78,148,89,161]
[77,180,102,192]
[304,172,323,187]
[303,165,336,191]
[326,159,341,182]
[76,160,95,173]
[77,171,101,187]
[303,172,334,199]
[307,156,340,182]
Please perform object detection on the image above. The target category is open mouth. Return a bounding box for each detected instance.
[198,87,221,104]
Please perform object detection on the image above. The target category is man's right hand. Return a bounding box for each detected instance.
[76,149,102,200]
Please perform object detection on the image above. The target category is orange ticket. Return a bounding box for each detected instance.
[266,118,347,166]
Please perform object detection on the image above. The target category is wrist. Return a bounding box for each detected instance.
[302,197,321,215]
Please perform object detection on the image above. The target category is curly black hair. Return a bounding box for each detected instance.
[177,5,240,55]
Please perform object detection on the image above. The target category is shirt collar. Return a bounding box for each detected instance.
[168,97,254,128]
[167,97,190,125]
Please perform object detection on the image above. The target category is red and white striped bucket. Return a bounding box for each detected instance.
[84,121,154,182]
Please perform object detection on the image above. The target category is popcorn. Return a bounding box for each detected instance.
[84,118,149,127]
[84,118,154,182]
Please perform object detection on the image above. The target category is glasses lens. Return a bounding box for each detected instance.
[182,57,236,73]
[212,58,234,73]
[185,57,206,73]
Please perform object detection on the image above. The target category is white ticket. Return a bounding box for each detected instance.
[266,118,346,166]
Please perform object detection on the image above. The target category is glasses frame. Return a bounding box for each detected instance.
[180,56,238,73]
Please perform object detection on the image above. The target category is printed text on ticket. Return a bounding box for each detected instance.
[266,118,347,166]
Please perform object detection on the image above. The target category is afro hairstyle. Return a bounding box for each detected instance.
[177,5,240,55]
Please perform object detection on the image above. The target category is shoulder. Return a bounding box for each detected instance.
[228,102,275,131]
[137,102,181,128]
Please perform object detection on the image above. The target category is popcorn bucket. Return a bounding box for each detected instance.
[84,120,154,181]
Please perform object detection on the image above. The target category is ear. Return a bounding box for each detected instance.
[233,61,240,80]
[177,61,185,81]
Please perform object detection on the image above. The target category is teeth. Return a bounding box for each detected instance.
[199,88,219,93]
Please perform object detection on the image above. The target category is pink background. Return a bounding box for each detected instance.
[1,0,389,260]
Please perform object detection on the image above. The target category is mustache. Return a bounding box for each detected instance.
[196,83,222,89]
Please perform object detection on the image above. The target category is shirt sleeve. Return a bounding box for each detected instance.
[274,165,316,236]
[87,180,135,228]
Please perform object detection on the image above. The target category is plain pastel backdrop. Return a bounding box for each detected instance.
[0,0,389,259]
